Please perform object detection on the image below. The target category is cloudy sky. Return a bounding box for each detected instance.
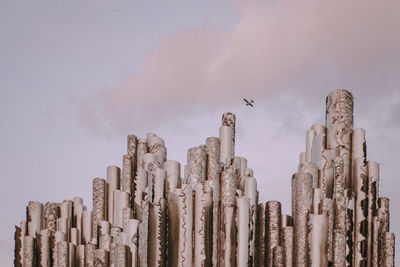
[1,0,399,265]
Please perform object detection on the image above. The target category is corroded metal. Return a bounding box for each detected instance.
[37,229,50,267]
[136,138,148,170]
[194,182,213,267]
[326,89,353,190]
[219,125,233,169]
[293,171,312,267]
[309,212,329,267]
[23,235,35,267]
[367,161,379,267]
[266,200,281,267]
[222,112,236,156]
[56,241,69,267]
[148,200,167,267]
[384,232,395,267]
[121,154,133,195]
[236,197,249,267]
[206,136,220,267]
[187,146,207,188]
[272,246,284,267]
[27,201,43,237]
[255,203,267,266]
[85,243,96,267]
[147,132,166,167]
[93,178,106,242]
[44,202,58,233]
[282,226,293,267]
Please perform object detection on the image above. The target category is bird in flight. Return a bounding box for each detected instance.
[243,98,254,107]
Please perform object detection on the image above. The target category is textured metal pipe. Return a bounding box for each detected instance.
[73,203,85,244]
[23,235,35,267]
[194,182,213,267]
[255,203,267,266]
[114,244,132,267]
[127,134,138,166]
[148,200,167,267]
[272,246,284,267]
[94,249,109,266]
[293,172,312,267]
[138,199,149,267]
[136,138,148,170]
[164,160,181,196]
[56,241,69,267]
[266,200,281,267]
[121,154,133,195]
[93,178,107,242]
[371,216,379,267]
[44,202,58,233]
[326,89,353,190]
[27,201,43,237]
[219,126,233,169]
[236,197,249,267]
[282,226,293,267]
[333,229,346,267]
[305,129,316,163]
[147,132,166,167]
[367,161,379,267]
[107,165,120,224]
[244,176,257,265]
[222,112,236,156]
[113,190,130,228]
[77,245,85,267]
[125,219,139,266]
[85,243,96,267]
[14,224,24,267]
[37,229,50,267]
[353,158,368,267]
[153,168,165,203]
[206,136,220,267]
[82,210,93,244]
[309,212,329,267]
[377,198,390,267]
[187,147,207,189]
[167,185,193,267]
[384,232,395,267]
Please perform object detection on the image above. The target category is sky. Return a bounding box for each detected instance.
[1,0,400,265]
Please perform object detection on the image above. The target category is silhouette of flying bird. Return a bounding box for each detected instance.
[243,98,254,107]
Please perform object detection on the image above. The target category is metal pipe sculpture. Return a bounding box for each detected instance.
[14,90,395,266]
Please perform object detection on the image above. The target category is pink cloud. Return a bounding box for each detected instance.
[80,0,400,133]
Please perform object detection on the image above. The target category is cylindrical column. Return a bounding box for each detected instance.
[305,129,316,163]
[136,138,148,170]
[94,249,109,266]
[219,126,233,169]
[236,197,250,267]
[167,185,193,267]
[164,160,181,196]
[84,243,95,267]
[37,230,50,267]
[56,241,69,267]
[309,212,329,267]
[384,232,395,267]
[23,236,34,267]
[255,203,267,266]
[333,229,346,267]
[282,226,293,267]
[82,210,92,244]
[187,147,207,188]
[377,198,390,267]
[92,178,107,242]
[107,165,120,224]
[326,89,353,190]
[113,190,130,228]
[367,161,379,267]
[148,200,167,267]
[194,182,213,267]
[266,201,281,267]
[206,136,220,267]
[44,202,58,233]
[272,246,284,267]
[27,201,43,237]
[222,112,236,155]
[353,158,368,267]
[147,133,166,167]
[121,154,133,195]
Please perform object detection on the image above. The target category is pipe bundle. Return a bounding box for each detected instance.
[15,90,395,266]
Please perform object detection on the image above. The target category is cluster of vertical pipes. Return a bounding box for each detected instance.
[15,90,395,266]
